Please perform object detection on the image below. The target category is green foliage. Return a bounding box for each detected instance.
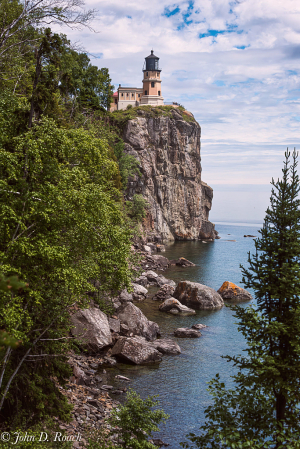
[109,389,169,449]
[126,195,149,222]
[181,150,300,448]
[113,140,141,189]
[0,97,133,425]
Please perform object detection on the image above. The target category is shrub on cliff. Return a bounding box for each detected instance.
[181,150,300,448]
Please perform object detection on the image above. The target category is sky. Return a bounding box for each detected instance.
[58,0,300,222]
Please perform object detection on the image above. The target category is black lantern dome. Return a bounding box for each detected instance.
[143,50,161,72]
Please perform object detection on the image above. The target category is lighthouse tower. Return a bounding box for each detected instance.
[140,50,164,106]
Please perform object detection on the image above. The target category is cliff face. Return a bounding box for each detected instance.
[123,108,216,242]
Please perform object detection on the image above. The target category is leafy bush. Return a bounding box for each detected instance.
[109,389,169,449]
[126,194,149,222]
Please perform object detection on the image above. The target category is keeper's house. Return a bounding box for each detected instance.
[110,50,164,111]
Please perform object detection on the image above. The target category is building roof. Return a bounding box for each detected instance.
[113,92,118,97]
[145,50,159,59]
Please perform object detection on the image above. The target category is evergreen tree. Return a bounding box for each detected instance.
[182,150,300,448]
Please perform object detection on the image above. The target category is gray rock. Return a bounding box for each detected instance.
[217,281,253,302]
[152,284,175,301]
[169,257,195,267]
[134,275,149,287]
[152,338,181,355]
[159,298,196,315]
[118,289,133,303]
[108,317,121,333]
[111,336,162,365]
[70,308,112,351]
[192,323,207,330]
[174,328,201,338]
[169,308,179,314]
[117,302,160,341]
[174,281,224,310]
[156,244,166,252]
[132,283,148,301]
[151,255,170,269]
[157,275,176,288]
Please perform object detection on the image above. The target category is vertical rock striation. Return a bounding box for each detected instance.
[123,108,216,241]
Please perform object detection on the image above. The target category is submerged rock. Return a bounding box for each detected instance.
[174,281,224,310]
[174,328,201,338]
[192,323,207,330]
[169,257,195,267]
[217,281,252,302]
[159,298,196,315]
[152,338,181,355]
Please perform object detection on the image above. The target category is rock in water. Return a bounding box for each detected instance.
[111,337,162,365]
[217,281,252,302]
[152,284,175,301]
[152,338,181,355]
[122,110,216,241]
[159,298,196,315]
[70,308,112,351]
[174,328,201,338]
[169,257,195,267]
[117,302,160,341]
[174,281,224,309]
[192,323,207,330]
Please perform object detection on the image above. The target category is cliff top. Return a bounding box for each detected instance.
[109,105,196,130]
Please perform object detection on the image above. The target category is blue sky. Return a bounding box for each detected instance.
[58,0,300,222]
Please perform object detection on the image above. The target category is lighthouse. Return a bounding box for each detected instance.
[110,50,164,111]
[141,50,164,106]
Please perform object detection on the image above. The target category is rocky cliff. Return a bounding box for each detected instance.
[123,107,216,241]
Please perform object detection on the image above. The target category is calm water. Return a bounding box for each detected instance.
[110,223,262,448]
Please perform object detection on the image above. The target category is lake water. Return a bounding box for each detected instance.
[111,223,262,448]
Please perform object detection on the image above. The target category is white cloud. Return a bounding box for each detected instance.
[54,0,300,219]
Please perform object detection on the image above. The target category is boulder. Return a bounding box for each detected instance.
[174,281,224,310]
[152,338,181,355]
[108,317,121,333]
[152,284,175,301]
[174,328,201,338]
[117,302,160,341]
[143,245,151,253]
[70,308,112,351]
[157,275,176,288]
[159,298,196,315]
[111,337,162,365]
[118,289,133,303]
[134,275,148,287]
[217,281,252,302]
[143,271,175,287]
[151,255,170,270]
[132,283,148,301]
[156,244,166,252]
[192,323,207,330]
[169,257,195,267]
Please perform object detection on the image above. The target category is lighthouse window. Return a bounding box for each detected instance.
[121,93,123,97]
[132,93,134,97]
[126,93,129,97]
[146,72,148,76]
[155,60,158,69]
[138,94,140,97]
[145,90,147,95]
[151,82,155,88]
[158,91,160,96]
